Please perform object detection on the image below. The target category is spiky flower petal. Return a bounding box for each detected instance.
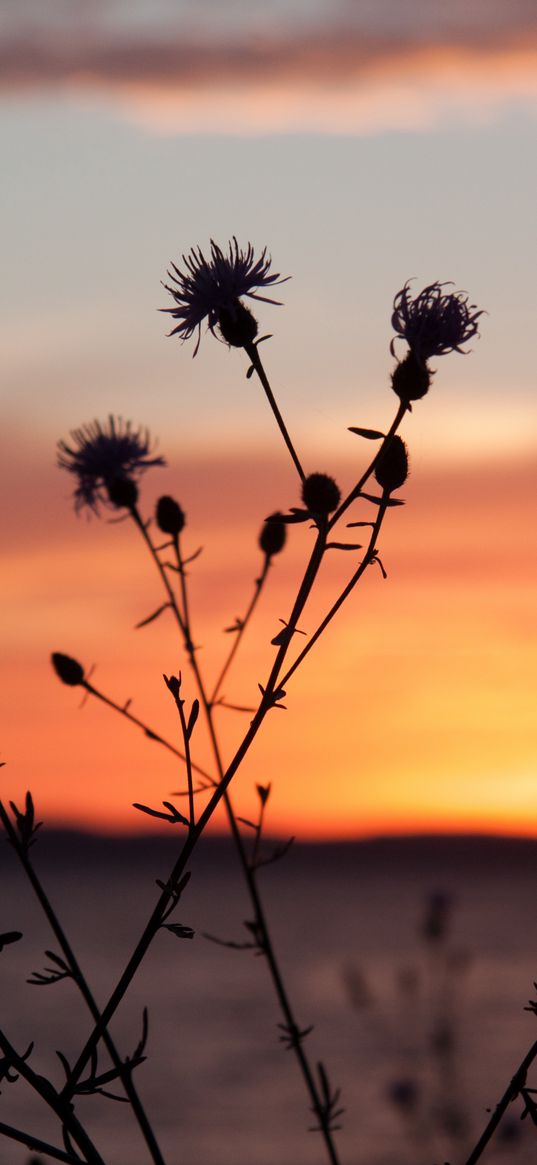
[390,281,482,364]
[57,416,165,513]
[163,238,288,354]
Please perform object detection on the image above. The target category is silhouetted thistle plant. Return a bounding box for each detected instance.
[2,243,488,1165]
[162,238,287,354]
[57,417,165,513]
[390,280,483,406]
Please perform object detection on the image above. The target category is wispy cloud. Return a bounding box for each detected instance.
[2,17,537,133]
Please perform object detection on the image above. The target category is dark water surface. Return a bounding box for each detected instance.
[2,833,537,1165]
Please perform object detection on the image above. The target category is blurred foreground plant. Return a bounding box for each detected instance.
[1,245,489,1165]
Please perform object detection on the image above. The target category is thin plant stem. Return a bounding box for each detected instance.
[280,496,390,691]
[210,553,271,706]
[59,400,407,1138]
[62,530,327,1099]
[245,342,305,482]
[0,800,168,1165]
[167,679,196,829]
[0,1028,106,1165]
[0,1119,85,1164]
[463,1042,537,1165]
[83,679,213,787]
[171,531,341,1164]
[75,526,340,1160]
[132,512,339,1157]
[329,400,408,530]
[251,796,267,870]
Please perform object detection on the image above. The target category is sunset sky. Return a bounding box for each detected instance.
[2,0,536,838]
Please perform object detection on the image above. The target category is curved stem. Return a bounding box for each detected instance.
[0,1119,83,1165]
[463,1042,537,1165]
[0,801,167,1165]
[281,497,389,691]
[172,530,340,1164]
[168,677,196,829]
[0,1028,105,1165]
[83,680,213,787]
[245,342,305,482]
[210,553,271,706]
[63,530,327,1107]
[329,400,408,530]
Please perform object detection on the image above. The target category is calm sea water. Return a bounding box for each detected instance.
[1,833,537,1165]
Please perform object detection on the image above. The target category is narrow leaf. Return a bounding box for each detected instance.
[134,603,171,630]
[348,426,384,439]
[164,923,195,939]
[162,801,189,825]
[360,491,405,507]
[326,542,363,551]
[0,931,23,951]
[56,1049,72,1081]
[132,803,174,822]
[186,700,200,739]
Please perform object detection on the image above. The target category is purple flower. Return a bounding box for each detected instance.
[163,238,288,354]
[390,281,483,364]
[57,416,165,513]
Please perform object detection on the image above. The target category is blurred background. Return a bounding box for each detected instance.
[1,4,537,1164]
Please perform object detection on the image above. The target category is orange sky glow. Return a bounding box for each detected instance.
[3,438,536,839]
[3,36,537,134]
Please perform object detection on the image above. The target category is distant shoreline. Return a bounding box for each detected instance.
[8,828,537,874]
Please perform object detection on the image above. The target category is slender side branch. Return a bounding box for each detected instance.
[210,553,271,705]
[330,400,408,529]
[83,679,213,786]
[75,514,341,1161]
[281,497,390,690]
[0,1119,84,1165]
[165,676,197,829]
[171,528,341,1165]
[0,800,168,1165]
[0,1029,106,1165]
[464,1042,537,1165]
[62,530,327,1100]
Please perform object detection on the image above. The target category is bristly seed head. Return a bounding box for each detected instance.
[57,416,165,514]
[390,280,483,366]
[302,473,341,517]
[374,435,409,493]
[162,238,288,355]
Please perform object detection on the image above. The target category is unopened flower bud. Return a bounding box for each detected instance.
[51,652,85,686]
[302,473,341,516]
[106,476,138,509]
[156,495,185,536]
[259,512,286,558]
[218,300,259,348]
[374,436,409,492]
[391,352,431,404]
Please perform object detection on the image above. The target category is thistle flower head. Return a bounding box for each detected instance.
[163,238,288,354]
[57,416,165,513]
[390,281,482,365]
